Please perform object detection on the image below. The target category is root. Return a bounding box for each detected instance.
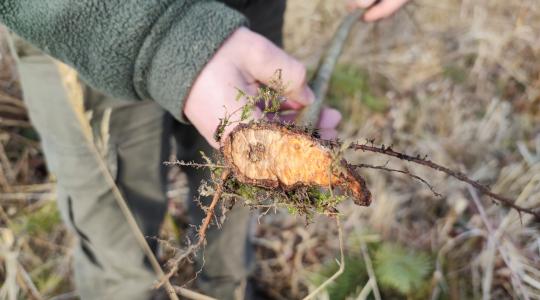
[159,169,230,288]
[355,162,442,198]
[196,169,231,248]
[349,142,540,218]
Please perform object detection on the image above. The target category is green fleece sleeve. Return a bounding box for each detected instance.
[0,0,247,121]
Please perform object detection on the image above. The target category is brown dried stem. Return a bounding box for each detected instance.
[172,286,216,300]
[159,170,231,289]
[297,9,363,126]
[349,142,540,218]
[354,163,442,198]
[302,217,344,300]
[196,169,231,247]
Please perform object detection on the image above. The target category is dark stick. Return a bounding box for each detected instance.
[349,142,540,218]
[297,9,364,126]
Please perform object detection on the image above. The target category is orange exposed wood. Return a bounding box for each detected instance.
[222,122,371,206]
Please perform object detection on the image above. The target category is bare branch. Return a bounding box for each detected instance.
[354,163,442,198]
[348,142,540,218]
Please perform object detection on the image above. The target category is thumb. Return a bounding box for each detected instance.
[242,32,315,107]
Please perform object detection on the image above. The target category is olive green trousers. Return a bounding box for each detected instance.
[14,0,285,299]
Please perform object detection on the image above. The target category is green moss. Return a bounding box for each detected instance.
[374,243,433,297]
[13,201,61,236]
[224,178,347,218]
[287,205,299,215]
[309,188,346,213]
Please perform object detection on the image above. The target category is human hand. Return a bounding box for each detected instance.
[184,27,341,149]
[347,0,410,22]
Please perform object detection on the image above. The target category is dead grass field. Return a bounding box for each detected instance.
[1,0,540,299]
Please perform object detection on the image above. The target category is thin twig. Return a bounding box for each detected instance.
[0,104,26,115]
[0,192,55,202]
[16,262,43,300]
[0,92,25,108]
[432,229,484,300]
[159,169,231,288]
[349,142,540,218]
[0,117,32,127]
[356,278,374,300]
[0,163,12,192]
[173,286,217,300]
[302,217,345,300]
[12,147,29,180]
[359,240,381,300]
[0,141,15,182]
[355,163,442,197]
[9,183,54,192]
[297,9,364,126]
[468,187,530,300]
[196,170,231,247]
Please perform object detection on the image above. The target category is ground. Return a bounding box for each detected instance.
[1,0,540,299]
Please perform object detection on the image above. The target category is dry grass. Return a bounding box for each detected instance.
[2,0,540,299]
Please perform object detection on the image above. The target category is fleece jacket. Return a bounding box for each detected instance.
[0,0,250,121]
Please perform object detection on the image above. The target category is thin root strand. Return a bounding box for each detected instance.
[349,142,540,218]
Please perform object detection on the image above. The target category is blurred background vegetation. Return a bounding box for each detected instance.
[1,0,540,299]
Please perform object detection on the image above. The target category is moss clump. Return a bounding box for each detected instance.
[223,177,347,218]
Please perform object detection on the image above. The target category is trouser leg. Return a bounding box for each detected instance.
[16,52,169,299]
[69,99,169,300]
[68,96,170,300]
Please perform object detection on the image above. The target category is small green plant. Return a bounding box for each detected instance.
[310,240,433,299]
[328,65,388,113]
[374,243,432,296]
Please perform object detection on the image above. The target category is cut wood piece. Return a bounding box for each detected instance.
[221,122,371,206]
